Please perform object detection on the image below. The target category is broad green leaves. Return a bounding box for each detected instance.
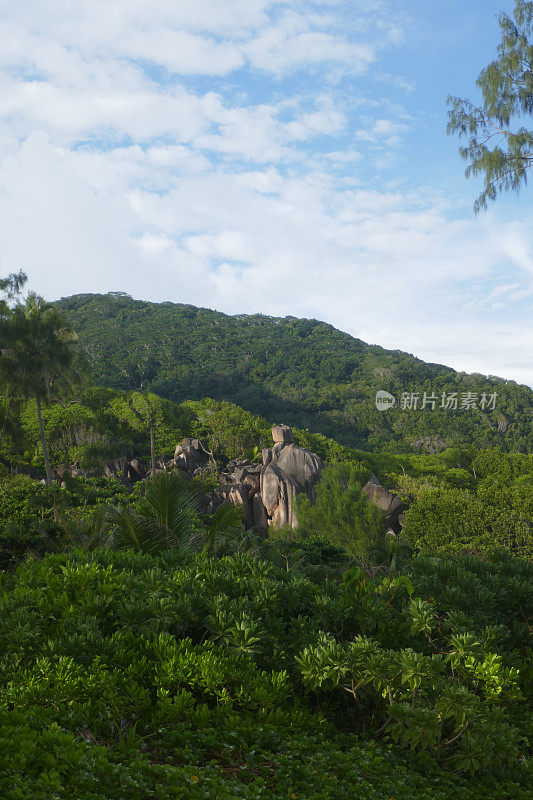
[0,547,530,797]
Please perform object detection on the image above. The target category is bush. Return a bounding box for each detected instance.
[0,475,130,569]
[402,485,533,559]
[294,462,384,558]
[0,548,529,797]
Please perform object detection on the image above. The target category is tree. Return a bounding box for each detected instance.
[0,270,27,310]
[294,462,384,558]
[447,1,533,212]
[109,391,165,475]
[0,272,27,455]
[0,292,87,487]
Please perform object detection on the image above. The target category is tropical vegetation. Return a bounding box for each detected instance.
[0,275,532,798]
[56,292,533,453]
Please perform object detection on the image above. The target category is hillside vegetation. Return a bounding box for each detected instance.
[57,293,533,453]
[1,279,531,799]
[1,390,531,566]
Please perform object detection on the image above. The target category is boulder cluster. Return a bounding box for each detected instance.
[54,424,404,534]
[54,425,325,532]
[55,437,212,485]
[198,424,324,533]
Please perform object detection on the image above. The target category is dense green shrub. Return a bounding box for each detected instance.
[402,484,533,559]
[0,549,530,798]
[0,475,130,569]
[294,462,384,557]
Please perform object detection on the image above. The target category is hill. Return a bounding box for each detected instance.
[58,293,533,453]
[1,292,531,796]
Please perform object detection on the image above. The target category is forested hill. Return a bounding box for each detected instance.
[58,293,532,453]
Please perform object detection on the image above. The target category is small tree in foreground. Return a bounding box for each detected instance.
[295,462,384,559]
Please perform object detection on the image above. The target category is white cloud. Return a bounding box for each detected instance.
[0,132,143,294]
[0,0,385,83]
[117,29,246,76]
[244,12,375,76]
[2,131,531,385]
[355,117,410,146]
[0,0,531,387]
[323,150,362,163]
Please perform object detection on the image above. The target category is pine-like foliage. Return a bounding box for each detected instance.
[447,1,533,211]
[294,462,385,558]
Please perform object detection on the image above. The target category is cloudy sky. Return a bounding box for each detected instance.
[1,0,532,386]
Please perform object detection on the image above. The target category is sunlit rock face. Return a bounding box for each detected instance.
[260,427,323,529]
[361,473,403,532]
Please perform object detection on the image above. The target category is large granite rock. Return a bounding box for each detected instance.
[361,473,403,531]
[217,483,254,529]
[272,444,323,491]
[174,438,210,472]
[259,426,323,529]
[271,424,294,444]
[127,458,146,481]
[260,462,301,528]
[252,493,269,533]
[103,456,128,479]
[262,442,285,466]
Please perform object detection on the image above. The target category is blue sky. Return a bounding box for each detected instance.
[0,0,531,386]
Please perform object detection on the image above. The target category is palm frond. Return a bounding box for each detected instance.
[141,471,201,550]
[203,503,244,556]
[57,506,111,552]
[106,506,169,555]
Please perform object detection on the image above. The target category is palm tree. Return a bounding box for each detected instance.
[106,470,202,554]
[105,471,248,556]
[0,292,87,487]
[0,271,27,455]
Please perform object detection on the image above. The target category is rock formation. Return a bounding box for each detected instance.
[52,425,402,537]
[195,424,323,531]
[260,461,301,528]
[260,431,323,528]
[361,473,403,532]
[174,438,211,472]
[271,424,294,444]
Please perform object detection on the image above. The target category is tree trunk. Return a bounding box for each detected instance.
[36,395,53,488]
[0,388,12,451]
[150,421,156,476]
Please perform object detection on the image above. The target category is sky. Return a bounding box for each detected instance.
[0,0,532,387]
